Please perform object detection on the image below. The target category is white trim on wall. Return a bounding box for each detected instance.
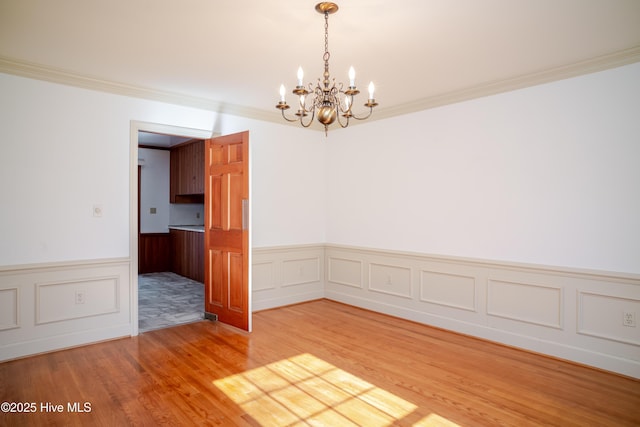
[2,245,638,378]
[0,258,131,361]
[252,244,325,311]
[253,243,640,378]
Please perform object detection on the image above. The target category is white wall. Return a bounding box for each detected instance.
[232,116,327,248]
[139,147,171,233]
[139,147,205,231]
[2,64,638,374]
[326,62,640,275]
[170,204,204,227]
[318,63,640,377]
[0,73,326,267]
[8,62,635,272]
[0,71,326,360]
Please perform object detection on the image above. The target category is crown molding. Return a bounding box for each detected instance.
[373,46,640,121]
[2,46,639,127]
[0,55,278,124]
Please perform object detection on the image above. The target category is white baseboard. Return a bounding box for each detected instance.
[253,291,325,312]
[1,325,131,362]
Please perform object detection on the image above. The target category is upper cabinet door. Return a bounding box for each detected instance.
[170,139,205,203]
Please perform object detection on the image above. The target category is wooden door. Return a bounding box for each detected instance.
[204,131,250,331]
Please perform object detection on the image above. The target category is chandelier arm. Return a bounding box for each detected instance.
[349,107,374,121]
[336,111,350,128]
[280,109,301,123]
[298,107,316,127]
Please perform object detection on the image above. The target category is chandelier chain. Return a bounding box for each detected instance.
[323,12,330,71]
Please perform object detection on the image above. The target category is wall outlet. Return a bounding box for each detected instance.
[75,291,86,305]
[623,311,636,327]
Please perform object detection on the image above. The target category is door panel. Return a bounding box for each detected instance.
[204,131,250,331]
[210,175,223,229]
[229,173,243,230]
[228,252,244,312]
[207,249,224,307]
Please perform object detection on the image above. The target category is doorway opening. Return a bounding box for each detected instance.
[138,131,205,331]
[130,122,212,335]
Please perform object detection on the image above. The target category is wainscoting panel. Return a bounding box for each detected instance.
[252,261,275,292]
[327,257,363,288]
[282,257,320,287]
[487,279,562,329]
[252,245,324,311]
[0,259,131,362]
[369,263,412,299]
[0,287,19,330]
[420,270,476,311]
[36,276,120,324]
[324,244,640,378]
[578,291,640,346]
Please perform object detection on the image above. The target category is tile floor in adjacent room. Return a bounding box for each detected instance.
[138,272,204,332]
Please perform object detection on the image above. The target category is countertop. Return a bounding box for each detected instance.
[168,225,205,233]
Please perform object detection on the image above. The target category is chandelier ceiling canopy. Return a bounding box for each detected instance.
[275,2,378,135]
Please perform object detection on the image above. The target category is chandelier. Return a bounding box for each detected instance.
[275,2,378,135]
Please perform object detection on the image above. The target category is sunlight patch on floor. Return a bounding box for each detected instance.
[414,413,462,426]
[213,353,420,426]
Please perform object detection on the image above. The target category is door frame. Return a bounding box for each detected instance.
[129,121,225,336]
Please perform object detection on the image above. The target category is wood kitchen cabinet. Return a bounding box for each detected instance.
[170,139,204,203]
[138,233,171,273]
[170,229,204,283]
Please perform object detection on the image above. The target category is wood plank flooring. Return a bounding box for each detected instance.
[1,299,639,426]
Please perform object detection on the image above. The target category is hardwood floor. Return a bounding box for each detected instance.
[1,299,639,426]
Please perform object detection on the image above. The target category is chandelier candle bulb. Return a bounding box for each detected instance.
[349,66,356,87]
[297,67,304,86]
[279,84,286,102]
[368,82,375,100]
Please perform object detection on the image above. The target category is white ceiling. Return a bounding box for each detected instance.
[1,0,639,123]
